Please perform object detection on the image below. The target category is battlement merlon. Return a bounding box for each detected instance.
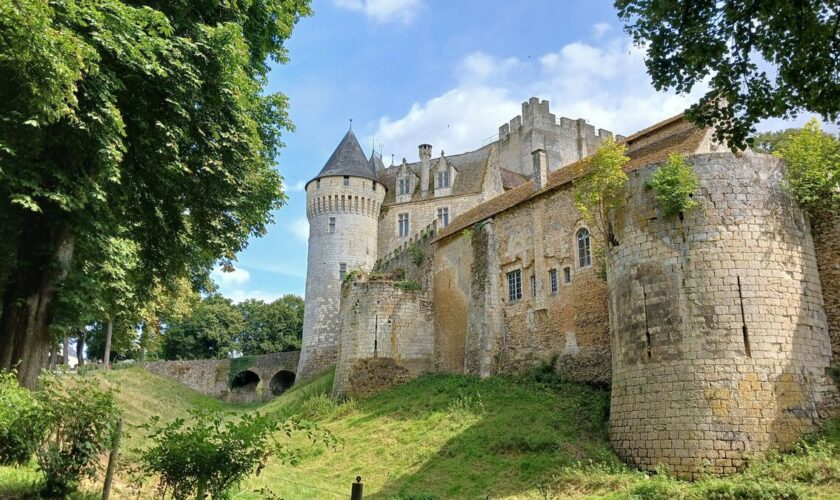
[498,97,619,144]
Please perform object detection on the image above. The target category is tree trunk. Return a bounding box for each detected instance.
[48,342,58,371]
[103,319,113,369]
[62,336,69,366]
[0,210,75,388]
[76,331,86,367]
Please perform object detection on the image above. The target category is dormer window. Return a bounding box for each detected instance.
[436,169,450,189]
[398,178,411,195]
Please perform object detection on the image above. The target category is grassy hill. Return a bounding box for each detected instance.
[2,366,840,499]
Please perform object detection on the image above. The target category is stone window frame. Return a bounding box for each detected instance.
[397,212,410,237]
[328,217,336,234]
[563,266,572,284]
[549,268,559,294]
[436,168,451,189]
[316,179,321,189]
[507,269,522,302]
[339,262,347,280]
[398,177,411,195]
[576,227,592,268]
[437,206,450,227]
[530,272,537,297]
[343,175,350,187]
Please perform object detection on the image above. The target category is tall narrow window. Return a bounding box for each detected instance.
[507,270,522,302]
[372,181,376,191]
[437,207,450,227]
[339,263,347,280]
[328,217,335,234]
[577,228,592,268]
[398,213,409,237]
[563,267,572,284]
[343,176,350,187]
[549,269,558,294]
[316,179,321,189]
[398,178,410,195]
[530,273,537,297]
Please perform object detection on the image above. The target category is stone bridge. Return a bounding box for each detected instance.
[144,351,300,403]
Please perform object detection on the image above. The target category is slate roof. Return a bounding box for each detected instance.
[368,151,386,173]
[500,168,529,190]
[377,145,494,205]
[434,115,709,243]
[308,129,377,187]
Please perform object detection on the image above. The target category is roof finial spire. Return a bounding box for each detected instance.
[349,118,353,130]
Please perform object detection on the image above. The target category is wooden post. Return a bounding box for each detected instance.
[350,476,363,500]
[102,419,122,500]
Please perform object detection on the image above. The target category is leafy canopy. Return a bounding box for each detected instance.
[573,137,630,245]
[774,119,840,217]
[616,0,840,150]
[650,153,700,217]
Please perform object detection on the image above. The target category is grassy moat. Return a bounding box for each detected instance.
[1,367,839,499]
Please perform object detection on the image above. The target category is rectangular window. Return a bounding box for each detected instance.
[507,269,522,302]
[316,179,321,189]
[437,207,449,227]
[436,169,450,188]
[339,263,347,280]
[398,178,410,195]
[531,273,537,297]
[343,176,350,187]
[398,213,409,237]
[564,267,571,284]
[549,269,558,294]
[372,181,376,191]
[328,217,335,234]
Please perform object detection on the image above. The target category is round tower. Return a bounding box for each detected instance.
[297,129,386,381]
[607,152,835,478]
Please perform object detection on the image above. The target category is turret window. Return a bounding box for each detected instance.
[339,263,347,280]
[316,179,321,189]
[328,217,335,233]
[343,176,350,187]
[436,169,450,188]
[398,213,409,237]
[577,228,592,268]
[437,207,449,227]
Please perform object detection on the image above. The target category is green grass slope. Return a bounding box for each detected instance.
[2,366,840,499]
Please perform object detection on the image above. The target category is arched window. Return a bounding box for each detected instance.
[577,228,591,268]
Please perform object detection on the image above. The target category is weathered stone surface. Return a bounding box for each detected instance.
[607,152,837,479]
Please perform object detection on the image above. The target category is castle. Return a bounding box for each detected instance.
[296,97,840,478]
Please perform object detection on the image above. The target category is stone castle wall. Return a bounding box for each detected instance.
[298,175,386,381]
[812,213,840,361]
[607,152,836,478]
[332,279,435,399]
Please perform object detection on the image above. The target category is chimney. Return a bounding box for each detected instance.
[532,148,547,191]
[419,144,432,197]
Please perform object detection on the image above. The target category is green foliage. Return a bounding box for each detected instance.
[138,409,335,499]
[395,280,422,291]
[342,269,361,285]
[161,294,244,360]
[229,356,256,387]
[0,371,47,465]
[573,137,629,251]
[697,479,803,499]
[750,128,799,154]
[299,394,340,420]
[616,0,839,150]
[237,295,303,355]
[409,243,424,266]
[36,374,121,497]
[775,119,840,218]
[461,228,473,240]
[0,0,311,382]
[650,153,700,217]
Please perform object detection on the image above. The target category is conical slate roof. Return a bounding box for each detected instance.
[368,150,386,172]
[310,129,377,185]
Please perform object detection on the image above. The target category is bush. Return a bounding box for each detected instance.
[139,410,337,499]
[300,394,339,420]
[0,370,47,465]
[699,479,803,500]
[650,153,699,217]
[395,280,421,291]
[36,373,121,497]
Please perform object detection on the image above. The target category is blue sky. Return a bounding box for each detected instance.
[211,0,831,302]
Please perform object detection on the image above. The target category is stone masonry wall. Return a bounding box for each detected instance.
[432,231,473,373]
[813,213,840,362]
[332,279,435,399]
[298,175,386,381]
[607,152,836,478]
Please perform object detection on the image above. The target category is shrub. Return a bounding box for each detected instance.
[409,243,424,266]
[650,153,699,217]
[776,118,840,217]
[300,394,339,420]
[699,479,803,500]
[395,280,421,291]
[0,370,47,465]
[139,410,336,499]
[36,374,121,497]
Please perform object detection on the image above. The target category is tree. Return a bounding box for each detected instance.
[649,153,700,217]
[616,0,840,150]
[0,0,311,386]
[160,295,244,360]
[237,295,304,355]
[774,119,840,217]
[573,137,630,249]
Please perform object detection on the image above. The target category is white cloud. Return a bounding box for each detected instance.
[225,289,284,304]
[592,22,612,39]
[333,0,423,24]
[288,217,309,241]
[286,180,306,192]
[211,266,251,286]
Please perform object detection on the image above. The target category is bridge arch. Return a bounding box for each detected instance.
[230,369,260,401]
[270,370,296,395]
